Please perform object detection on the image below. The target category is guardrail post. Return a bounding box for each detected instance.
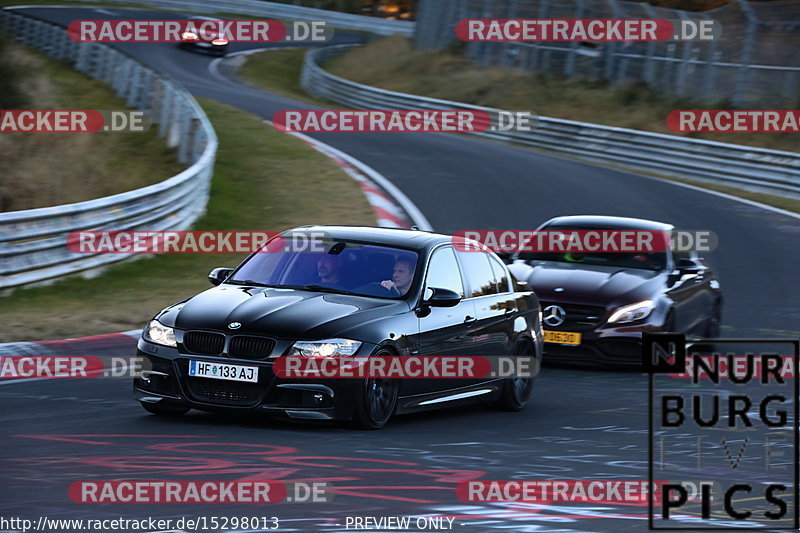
[604,0,620,83]
[126,63,143,108]
[675,11,692,96]
[189,117,203,163]
[178,111,196,164]
[733,0,758,107]
[139,68,155,112]
[564,0,585,77]
[166,91,182,148]
[103,47,116,85]
[782,71,799,104]
[159,83,175,138]
[502,0,519,69]
[640,3,658,85]
[112,56,127,96]
[702,13,719,102]
[150,77,164,130]
[75,42,90,73]
[529,0,549,71]
[87,43,103,78]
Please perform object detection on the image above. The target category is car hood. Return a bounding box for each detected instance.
[157,285,408,339]
[522,261,664,306]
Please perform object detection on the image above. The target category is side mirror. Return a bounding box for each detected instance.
[495,252,514,265]
[423,287,462,308]
[676,258,702,274]
[208,267,233,286]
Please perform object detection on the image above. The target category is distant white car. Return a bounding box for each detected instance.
[178,16,229,56]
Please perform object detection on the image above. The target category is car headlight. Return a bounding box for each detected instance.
[212,37,228,45]
[290,338,362,357]
[607,300,654,324]
[143,319,177,347]
[181,31,198,40]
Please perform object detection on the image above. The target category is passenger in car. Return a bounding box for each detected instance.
[380,257,415,296]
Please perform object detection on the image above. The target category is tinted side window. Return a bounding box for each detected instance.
[488,254,511,293]
[425,247,464,297]
[458,251,498,297]
[672,249,692,265]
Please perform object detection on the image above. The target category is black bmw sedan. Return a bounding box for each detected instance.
[134,226,543,428]
[508,215,723,366]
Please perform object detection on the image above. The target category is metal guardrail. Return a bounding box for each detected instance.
[71,0,415,36]
[302,45,800,200]
[0,10,218,292]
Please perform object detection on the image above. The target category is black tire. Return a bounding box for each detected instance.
[704,304,722,338]
[140,401,190,417]
[495,339,536,411]
[663,310,676,333]
[349,350,399,429]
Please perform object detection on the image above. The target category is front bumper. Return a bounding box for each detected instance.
[133,339,373,421]
[543,323,666,367]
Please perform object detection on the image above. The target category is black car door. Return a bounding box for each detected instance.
[456,250,517,365]
[667,250,711,333]
[411,245,478,396]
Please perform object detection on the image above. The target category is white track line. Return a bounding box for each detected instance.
[641,173,800,220]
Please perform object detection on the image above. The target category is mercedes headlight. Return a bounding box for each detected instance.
[181,31,198,40]
[607,300,654,324]
[143,319,177,347]
[290,338,362,357]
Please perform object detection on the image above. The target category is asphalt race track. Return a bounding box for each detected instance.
[2,6,800,532]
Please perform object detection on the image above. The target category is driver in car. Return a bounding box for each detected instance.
[317,254,345,285]
[380,258,415,296]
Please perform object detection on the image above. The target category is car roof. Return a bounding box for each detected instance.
[284,225,455,251]
[542,215,675,232]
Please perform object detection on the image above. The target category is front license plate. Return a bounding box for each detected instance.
[188,360,258,383]
[544,330,582,345]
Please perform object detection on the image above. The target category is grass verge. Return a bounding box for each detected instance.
[0,39,184,211]
[237,47,332,106]
[0,98,376,342]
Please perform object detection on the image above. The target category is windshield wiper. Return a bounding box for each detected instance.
[226,279,275,287]
[284,284,361,296]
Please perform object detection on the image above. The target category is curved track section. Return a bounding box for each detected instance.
[2,6,799,532]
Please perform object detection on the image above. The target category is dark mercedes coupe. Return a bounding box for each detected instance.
[507,215,723,365]
[134,226,543,428]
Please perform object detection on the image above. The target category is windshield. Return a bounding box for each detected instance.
[522,251,667,271]
[519,226,668,271]
[228,238,420,299]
